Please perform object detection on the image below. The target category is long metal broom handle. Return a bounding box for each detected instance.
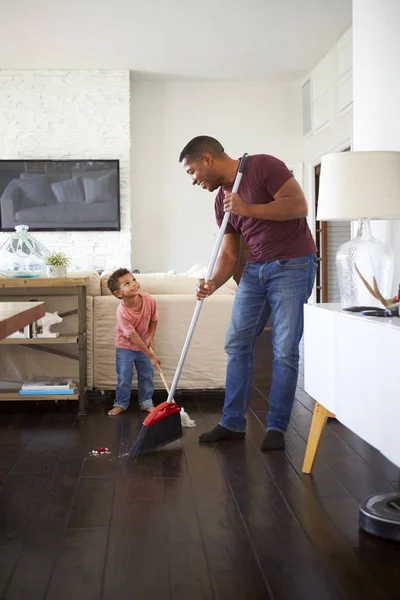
[166,153,249,403]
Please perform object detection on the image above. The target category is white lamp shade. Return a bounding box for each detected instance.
[317,151,400,221]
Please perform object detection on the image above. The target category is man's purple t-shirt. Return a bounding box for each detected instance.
[214,154,317,263]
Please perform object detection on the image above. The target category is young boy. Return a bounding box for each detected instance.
[107,268,161,416]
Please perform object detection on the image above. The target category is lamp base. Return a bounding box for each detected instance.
[336,219,394,309]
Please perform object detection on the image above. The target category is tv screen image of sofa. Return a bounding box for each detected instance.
[0,160,120,231]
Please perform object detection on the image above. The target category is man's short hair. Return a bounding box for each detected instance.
[179,136,224,163]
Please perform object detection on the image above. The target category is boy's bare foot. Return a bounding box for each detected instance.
[108,407,125,416]
[141,405,155,413]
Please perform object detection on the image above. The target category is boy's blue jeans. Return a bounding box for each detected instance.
[220,254,317,434]
[114,348,154,410]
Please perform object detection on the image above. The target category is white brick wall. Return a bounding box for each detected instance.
[0,70,131,271]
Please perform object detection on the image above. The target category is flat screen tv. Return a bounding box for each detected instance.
[0,159,120,231]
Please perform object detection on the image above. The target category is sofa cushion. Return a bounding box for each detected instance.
[51,177,85,204]
[83,170,117,204]
[15,199,116,226]
[66,270,101,296]
[93,293,233,390]
[17,175,56,207]
[100,272,236,296]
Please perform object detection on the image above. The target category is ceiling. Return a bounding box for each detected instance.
[0,0,352,81]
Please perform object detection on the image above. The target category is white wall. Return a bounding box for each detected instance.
[0,70,131,271]
[130,80,303,273]
[302,29,353,228]
[299,29,353,302]
[353,0,400,294]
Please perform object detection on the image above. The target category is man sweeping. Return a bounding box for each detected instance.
[179,136,317,451]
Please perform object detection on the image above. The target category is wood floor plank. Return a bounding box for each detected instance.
[103,497,170,600]
[34,461,82,520]
[0,544,22,598]
[251,385,351,501]
[275,420,351,500]
[200,412,344,600]
[321,496,400,598]
[68,477,115,529]
[103,439,171,599]
[0,470,7,488]
[185,407,273,598]
[327,420,400,485]
[4,519,64,600]
[294,387,316,412]
[0,413,41,447]
[163,469,202,544]
[212,569,271,600]
[0,444,25,472]
[355,534,400,599]
[245,411,391,600]
[318,452,395,504]
[79,411,122,478]
[168,540,214,600]
[0,472,53,543]
[183,410,268,577]
[11,413,74,474]
[45,528,108,600]
[0,329,398,599]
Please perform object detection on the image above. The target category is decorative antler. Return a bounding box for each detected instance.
[355,264,398,308]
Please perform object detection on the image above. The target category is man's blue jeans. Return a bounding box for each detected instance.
[114,348,154,411]
[220,254,317,433]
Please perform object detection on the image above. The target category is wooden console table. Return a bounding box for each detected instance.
[0,277,89,415]
[302,303,400,473]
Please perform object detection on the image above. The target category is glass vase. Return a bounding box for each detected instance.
[0,225,50,278]
[336,219,394,308]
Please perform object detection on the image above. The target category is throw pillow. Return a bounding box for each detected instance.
[82,170,117,204]
[17,175,55,207]
[51,177,85,204]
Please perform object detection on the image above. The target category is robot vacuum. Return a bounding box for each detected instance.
[359,492,400,541]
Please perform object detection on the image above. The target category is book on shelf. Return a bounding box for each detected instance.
[21,377,75,391]
[19,388,76,396]
[7,325,30,339]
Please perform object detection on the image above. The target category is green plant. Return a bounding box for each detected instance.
[45,251,70,267]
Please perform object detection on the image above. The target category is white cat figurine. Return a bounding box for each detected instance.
[37,311,63,338]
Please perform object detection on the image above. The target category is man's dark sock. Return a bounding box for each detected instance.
[261,430,285,451]
[199,424,245,444]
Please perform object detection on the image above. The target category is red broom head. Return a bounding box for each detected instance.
[130,401,182,458]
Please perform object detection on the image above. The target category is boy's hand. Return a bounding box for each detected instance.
[150,354,161,369]
[146,335,155,350]
[196,278,216,300]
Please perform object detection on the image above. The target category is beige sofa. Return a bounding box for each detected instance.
[0,271,236,392]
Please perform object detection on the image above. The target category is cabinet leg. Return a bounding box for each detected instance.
[78,390,86,416]
[77,286,87,416]
[302,402,335,474]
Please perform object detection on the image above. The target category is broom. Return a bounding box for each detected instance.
[154,351,196,427]
[130,152,249,457]
[130,354,182,457]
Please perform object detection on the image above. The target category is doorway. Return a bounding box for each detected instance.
[314,147,351,302]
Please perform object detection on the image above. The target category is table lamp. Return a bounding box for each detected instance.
[317,151,400,308]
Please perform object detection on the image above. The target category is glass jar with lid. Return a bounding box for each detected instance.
[0,225,50,278]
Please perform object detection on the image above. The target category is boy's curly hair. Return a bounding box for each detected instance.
[107,268,131,294]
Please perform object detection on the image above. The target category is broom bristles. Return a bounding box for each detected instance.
[130,401,182,457]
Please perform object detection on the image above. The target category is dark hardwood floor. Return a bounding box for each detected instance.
[0,331,399,599]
